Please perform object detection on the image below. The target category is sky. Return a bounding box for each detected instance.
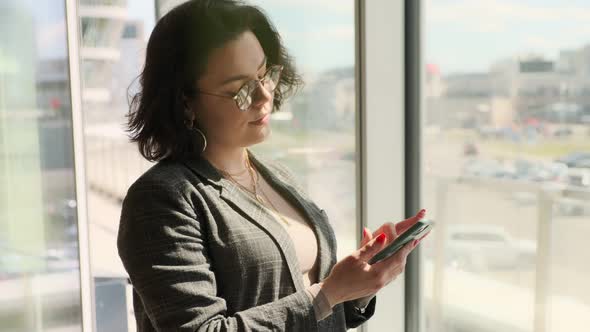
[425,0,590,74]
[255,0,590,75]
[19,0,590,75]
[127,0,156,41]
[15,0,156,60]
[97,0,356,73]
[252,0,356,73]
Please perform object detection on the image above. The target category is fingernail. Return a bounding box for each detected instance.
[376,233,387,243]
[418,209,426,216]
[363,228,368,239]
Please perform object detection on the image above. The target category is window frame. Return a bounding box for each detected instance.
[66,0,96,330]
[358,0,407,331]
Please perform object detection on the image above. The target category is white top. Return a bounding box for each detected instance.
[258,174,375,321]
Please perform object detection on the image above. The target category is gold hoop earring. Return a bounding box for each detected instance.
[192,127,207,153]
[185,116,207,154]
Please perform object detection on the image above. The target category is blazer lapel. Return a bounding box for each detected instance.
[220,180,309,291]
[181,153,316,292]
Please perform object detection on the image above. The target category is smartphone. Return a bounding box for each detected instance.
[368,219,434,265]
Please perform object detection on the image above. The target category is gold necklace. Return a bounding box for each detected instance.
[216,152,257,195]
[256,179,292,226]
[220,154,291,226]
[223,167,249,177]
[245,158,291,226]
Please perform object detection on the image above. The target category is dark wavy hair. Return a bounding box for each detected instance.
[127,0,303,161]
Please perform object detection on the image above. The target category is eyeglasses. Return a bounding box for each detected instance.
[195,64,284,112]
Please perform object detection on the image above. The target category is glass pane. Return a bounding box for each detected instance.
[248,0,358,260]
[422,1,590,332]
[158,0,359,266]
[149,0,357,329]
[0,1,83,331]
[78,0,156,330]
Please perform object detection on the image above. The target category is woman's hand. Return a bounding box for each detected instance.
[320,209,428,307]
[365,209,427,248]
[353,209,428,300]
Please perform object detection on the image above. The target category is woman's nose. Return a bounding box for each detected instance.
[250,81,273,108]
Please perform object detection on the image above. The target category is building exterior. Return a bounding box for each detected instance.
[79,0,128,122]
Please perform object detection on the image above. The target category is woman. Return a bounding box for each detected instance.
[117,1,426,331]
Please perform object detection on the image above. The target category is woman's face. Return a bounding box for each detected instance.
[190,30,274,150]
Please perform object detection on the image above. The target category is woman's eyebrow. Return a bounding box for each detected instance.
[219,56,268,86]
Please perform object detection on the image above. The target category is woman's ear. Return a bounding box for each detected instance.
[182,94,196,120]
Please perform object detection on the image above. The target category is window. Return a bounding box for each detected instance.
[78,0,156,329]
[89,0,359,329]
[422,1,590,331]
[249,0,359,260]
[0,1,83,330]
[158,0,359,259]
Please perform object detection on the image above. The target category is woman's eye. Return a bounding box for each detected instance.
[231,85,244,94]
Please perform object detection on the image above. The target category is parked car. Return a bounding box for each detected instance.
[442,224,536,272]
[511,160,568,183]
[461,159,513,180]
[555,152,590,168]
[557,199,590,217]
[552,127,573,137]
[571,158,590,169]
[567,168,590,188]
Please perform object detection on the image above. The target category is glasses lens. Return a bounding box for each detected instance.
[263,66,282,92]
[235,66,283,111]
[235,81,255,111]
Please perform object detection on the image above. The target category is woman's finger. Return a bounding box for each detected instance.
[394,209,426,235]
[358,233,388,262]
[371,222,398,245]
[360,227,373,248]
[414,230,431,245]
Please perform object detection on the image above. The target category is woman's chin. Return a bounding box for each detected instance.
[257,125,272,142]
[246,125,271,146]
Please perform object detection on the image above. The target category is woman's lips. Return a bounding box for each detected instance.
[249,113,270,126]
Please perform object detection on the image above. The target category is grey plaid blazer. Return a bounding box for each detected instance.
[117,150,377,331]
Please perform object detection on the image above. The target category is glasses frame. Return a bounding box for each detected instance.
[196,64,284,112]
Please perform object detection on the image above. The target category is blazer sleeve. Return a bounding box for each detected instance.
[343,296,377,329]
[117,180,318,332]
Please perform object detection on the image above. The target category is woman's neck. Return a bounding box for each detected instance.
[201,143,250,174]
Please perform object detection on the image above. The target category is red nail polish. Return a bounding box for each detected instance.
[376,233,386,243]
